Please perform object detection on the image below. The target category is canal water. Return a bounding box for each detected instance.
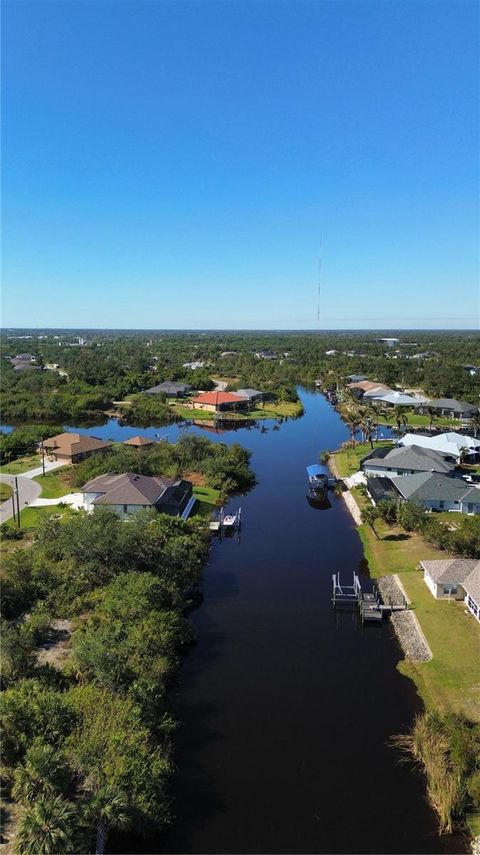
[108,389,460,855]
[3,392,462,853]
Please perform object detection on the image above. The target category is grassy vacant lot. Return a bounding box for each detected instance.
[0,482,13,502]
[7,505,76,530]
[332,441,393,478]
[0,454,40,474]
[33,467,74,498]
[192,485,221,518]
[354,498,480,722]
[379,412,461,429]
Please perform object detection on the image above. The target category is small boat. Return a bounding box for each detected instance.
[306,464,328,496]
[222,507,242,530]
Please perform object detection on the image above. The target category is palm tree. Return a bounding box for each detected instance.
[426,406,437,432]
[15,795,78,855]
[393,406,409,436]
[345,413,361,445]
[469,410,480,438]
[84,787,130,855]
[13,742,70,805]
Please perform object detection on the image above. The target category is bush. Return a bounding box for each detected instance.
[1,523,24,540]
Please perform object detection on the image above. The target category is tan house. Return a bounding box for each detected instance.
[189,391,247,413]
[43,432,111,464]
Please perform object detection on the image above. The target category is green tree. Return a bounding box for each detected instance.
[361,505,380,539]
[15,795,78,855]
[12,741,71,805]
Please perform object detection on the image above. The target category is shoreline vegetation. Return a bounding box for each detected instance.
[0,436,255,854]
[329,441,480,841]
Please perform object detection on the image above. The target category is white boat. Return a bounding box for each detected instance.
[222,507,242,529]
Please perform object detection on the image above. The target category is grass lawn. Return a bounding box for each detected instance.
[250,400,304,418]
[356,508,480,721]
[377,412,460,429]
[6,505,76,530]
[332,440,393,478]
[33,467,74,498]
[0,482,13,502]
[0,455,40,474]
[192,485,221,518]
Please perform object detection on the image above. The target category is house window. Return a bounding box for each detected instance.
[444,585,457,595]
[123,505,128,514]
[439,501,444,509]
[467,596,479,619]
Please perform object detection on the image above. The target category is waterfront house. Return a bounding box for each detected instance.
[81,472,194,518]
[345,374,367,383]
[235,388,265,403]
[366,390,429,407]
[421,559,480,621]
[346,381,391,399]
[361,444,455,477]
[144,381,192,397]
[382,471,480,514]
[189,391,247,413]
[424,398,478,419]
[14,352,36,362]
[43,433,111,464]
[399,432,480,463]
[123,435,157,448]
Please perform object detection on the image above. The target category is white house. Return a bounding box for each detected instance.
[421,560,480,622]
[399,432,480,462]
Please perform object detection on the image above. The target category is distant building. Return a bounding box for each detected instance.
[399,432,480,463]
[144,381,192,397]
[81,472,193,519]
[378,337,400,347]
[123,435,157,448]
[190,391,247,413]
[425,398,478,420]
[14,352,36,362]
[183,361,205,370]
[43,433,111,464]
[367,471,480,514]
[235,388,264,403]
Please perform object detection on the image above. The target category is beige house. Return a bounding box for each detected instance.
[43,432,111,464]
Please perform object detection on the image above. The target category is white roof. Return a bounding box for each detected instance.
[370,391,430,406]
[399,431,480,459]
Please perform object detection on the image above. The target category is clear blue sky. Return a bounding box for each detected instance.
[2,0,478,329]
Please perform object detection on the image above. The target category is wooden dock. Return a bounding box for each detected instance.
[332,573,407,622]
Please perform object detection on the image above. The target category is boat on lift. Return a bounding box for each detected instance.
[222,507,242,530]
[306,464,328,497]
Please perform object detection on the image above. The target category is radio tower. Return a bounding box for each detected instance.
[316,240,322,331]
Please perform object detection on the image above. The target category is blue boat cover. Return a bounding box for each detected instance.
[306,464,324,477]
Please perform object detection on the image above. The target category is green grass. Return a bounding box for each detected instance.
[332,441,393,478]
[6,505,76,530]
[169,399,304,422]
[192,485,221,518]
[0,455,40,474]
[0,482,13,502]
[356,511,480,721]
[33,467,73,498]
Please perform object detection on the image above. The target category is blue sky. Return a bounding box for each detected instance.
[2,0,478,329]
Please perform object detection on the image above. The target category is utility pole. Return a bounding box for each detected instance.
[40,438,45,476]
[14,476,20,527]
[11,491,17,525]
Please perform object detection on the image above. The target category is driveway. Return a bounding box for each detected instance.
[0,474,42,524]
[22,459,68,479]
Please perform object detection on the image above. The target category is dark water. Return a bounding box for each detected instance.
[108,390,460,855]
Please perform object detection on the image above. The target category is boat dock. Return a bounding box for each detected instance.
[209,507,242,533]
[332,572,407,622]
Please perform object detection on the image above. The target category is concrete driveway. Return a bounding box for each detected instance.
[0,474,42,524]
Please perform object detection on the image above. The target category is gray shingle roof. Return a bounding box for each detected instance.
[81,472,178,505]
[428,398,478,414]
[235,388,263,400]
[389,472,478,503]
[144,381,191,394]
[421,560,480,599]
[362,444,455,475]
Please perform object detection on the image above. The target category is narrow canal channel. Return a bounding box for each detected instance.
[64,391,462,854]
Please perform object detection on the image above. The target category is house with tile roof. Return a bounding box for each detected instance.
[190,391,248,413]
[421,559,480,621]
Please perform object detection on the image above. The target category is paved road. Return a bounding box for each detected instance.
[0,474,42,524]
